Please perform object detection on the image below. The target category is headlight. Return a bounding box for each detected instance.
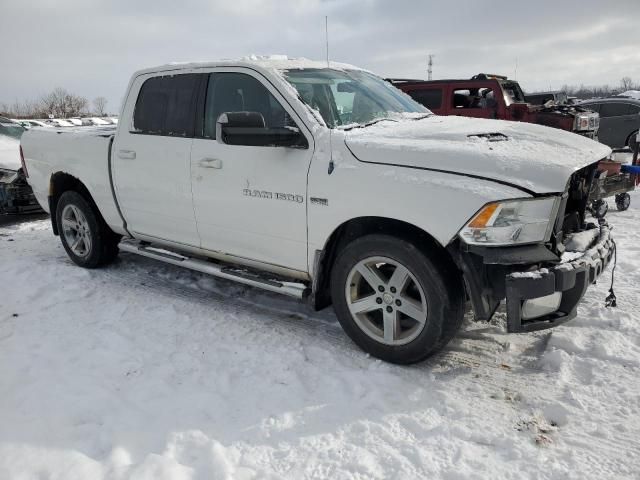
[459,197,560,246]
[575,114,591,131]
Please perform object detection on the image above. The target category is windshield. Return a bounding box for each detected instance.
[500,81,527,104]
[0,117,26,140]
[282,69,429,128]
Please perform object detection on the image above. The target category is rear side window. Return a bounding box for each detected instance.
[133,74,200,136]
[408,89,443,110]
[628,104,640,115]
[452,88,497,109]
[599,103,632,118]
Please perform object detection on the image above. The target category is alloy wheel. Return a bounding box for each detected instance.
[345,256,428,346]
[61,204,92,258]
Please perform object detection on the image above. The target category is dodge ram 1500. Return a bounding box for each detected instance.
[21,56,614,364]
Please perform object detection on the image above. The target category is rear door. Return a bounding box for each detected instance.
[112,72,203,246]
[189,69,314,273]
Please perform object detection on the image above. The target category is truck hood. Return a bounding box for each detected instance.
[344,116,611,193]
[0,134,21,171]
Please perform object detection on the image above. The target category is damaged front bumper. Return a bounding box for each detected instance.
[0,169,42,214]
[505,224,614,332]
[452,223,615,333]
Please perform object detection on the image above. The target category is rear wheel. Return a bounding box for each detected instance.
[616,193,631,211]
[56,191,120,268]
[330,234,464,364]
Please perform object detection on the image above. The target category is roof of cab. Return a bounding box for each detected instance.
[132,55,364,77]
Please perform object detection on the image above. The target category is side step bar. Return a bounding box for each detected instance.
[118,239,309,299]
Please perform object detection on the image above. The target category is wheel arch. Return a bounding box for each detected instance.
[48,172,105,236]
[310,216,461,310]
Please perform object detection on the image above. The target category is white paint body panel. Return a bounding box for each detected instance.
[20,58,612,280]
[0,134,21,171]
[20,126,127,235]
[189,67,315,273]
[112,71,200,246]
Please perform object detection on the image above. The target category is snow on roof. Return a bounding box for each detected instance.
[619,90,640,100]
[137,55,364,76]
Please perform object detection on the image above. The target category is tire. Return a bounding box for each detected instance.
[616,193,631,211]
[330,234,464,364]
[626,131,638,149]
[592,199,608,219]
[55,190,120,268]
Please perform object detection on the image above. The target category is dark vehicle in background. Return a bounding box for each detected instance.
[0,117,41,214]
[526,91,568,105]
[579,97,640,149]
[389,74,599,139]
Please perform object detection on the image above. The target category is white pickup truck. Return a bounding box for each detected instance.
[21,56,615,364]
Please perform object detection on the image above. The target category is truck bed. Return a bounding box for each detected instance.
[20,125,124,230]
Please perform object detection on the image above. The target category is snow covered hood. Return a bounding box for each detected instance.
[344,116,612,193]
[0,134,21,171]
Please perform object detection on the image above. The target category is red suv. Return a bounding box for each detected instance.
[389,74,599,139]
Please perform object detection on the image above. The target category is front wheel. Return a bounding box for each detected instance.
[591,199,609,219]
[330,234,464,364]
[56,190,120,268]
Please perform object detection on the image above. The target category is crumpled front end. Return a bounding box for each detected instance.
[451,161,615,332]
[0,168,42,214]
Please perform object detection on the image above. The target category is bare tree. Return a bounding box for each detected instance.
[93,96,108,116]
[39,88,88,118]
[621,76,635,91]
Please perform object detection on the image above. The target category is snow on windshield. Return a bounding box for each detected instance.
[281,69,429,128]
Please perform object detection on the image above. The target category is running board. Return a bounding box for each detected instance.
[118,239,309,299]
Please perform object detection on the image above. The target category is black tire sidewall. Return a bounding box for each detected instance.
[616,193,631,211]
[56,191,108,268]
[330,235,463,364]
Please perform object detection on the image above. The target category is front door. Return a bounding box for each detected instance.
[190,69,314,273]
[112,72,202,246]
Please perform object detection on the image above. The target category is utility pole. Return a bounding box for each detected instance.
[427,54,434,80]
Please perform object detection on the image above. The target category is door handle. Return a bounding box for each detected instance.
[199,158,222,169]
[118,150,136,160]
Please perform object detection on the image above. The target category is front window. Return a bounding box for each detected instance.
[281,69,429,128]
[500,81,527,105]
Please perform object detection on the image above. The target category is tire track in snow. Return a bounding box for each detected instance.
[98,252,640,472]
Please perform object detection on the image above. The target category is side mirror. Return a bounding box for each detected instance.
[216,111,307,148]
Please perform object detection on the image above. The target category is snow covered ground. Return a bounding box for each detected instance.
[1,196,639,480]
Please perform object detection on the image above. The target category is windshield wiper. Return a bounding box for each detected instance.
[341,117,399,131]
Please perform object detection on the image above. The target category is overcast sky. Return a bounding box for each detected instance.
[2,0,640,114]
